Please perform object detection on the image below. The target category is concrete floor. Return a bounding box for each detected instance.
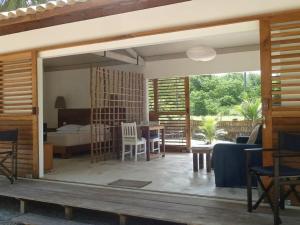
[44,153,257,201]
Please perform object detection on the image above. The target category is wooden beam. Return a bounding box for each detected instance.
[0,0,190,36]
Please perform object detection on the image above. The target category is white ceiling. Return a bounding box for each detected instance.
[134,29,259,57]
[44,20,260,69]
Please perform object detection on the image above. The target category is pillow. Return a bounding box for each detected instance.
[57,124,83,132]
[79,124,109,133]
[79,124,92,132]
[247,125,260,144]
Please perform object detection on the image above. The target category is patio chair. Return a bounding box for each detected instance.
[0,129,18,184]
[246,132,300,225]
[121,122,146,161]
[212,124,262,187]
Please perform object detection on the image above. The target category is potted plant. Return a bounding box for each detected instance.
[199,116,227,144]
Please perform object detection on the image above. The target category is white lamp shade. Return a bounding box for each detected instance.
[186,46,217,62]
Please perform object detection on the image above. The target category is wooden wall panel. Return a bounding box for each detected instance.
[261,14,300,165]
[148,77,190,149]
[0,120,33,177]
[0,52,38,178]
[261,14,300,205]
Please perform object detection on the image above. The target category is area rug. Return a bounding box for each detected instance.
[108,179,152,188]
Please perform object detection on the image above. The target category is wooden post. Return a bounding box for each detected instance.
[20,199,27,214]
[153,79,158,115]
[206,152,211,173]
[260,19,273,166]
[184,77,191,150]
[31,51,39,178]
[199,153,204,170]
[193,153,198,172]
[64,206,73,220]
[119,214,127,225]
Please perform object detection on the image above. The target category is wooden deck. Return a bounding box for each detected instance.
[0,178,299,225]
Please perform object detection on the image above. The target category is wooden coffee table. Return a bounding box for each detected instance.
[192,145,213,173]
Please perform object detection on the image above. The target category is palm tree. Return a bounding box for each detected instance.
[236,98,262,126]
[0,0,48,12]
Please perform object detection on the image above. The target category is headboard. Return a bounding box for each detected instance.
[58,109,91,127]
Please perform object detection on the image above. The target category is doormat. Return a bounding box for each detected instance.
[108,179,152,188]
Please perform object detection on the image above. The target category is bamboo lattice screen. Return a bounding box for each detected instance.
[90,67,144,162]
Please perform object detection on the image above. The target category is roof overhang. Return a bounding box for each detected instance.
[0,0,189,36]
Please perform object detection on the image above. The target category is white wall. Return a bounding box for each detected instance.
[43,64,145,128]
[44,68,90,128]
[143,50,260,78]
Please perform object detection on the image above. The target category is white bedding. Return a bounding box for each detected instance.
[47,130,108,147]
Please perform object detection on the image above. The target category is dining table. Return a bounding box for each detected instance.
[139,124,165,161]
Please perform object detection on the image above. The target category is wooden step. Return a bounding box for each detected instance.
[11,213,94,225]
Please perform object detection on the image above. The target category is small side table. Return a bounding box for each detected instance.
[44,143,53,172]
[192,146,213,173]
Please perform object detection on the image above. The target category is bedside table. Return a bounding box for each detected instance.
[44,143,53,172]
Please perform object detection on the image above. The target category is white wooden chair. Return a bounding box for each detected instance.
[149,132,160,154]
[121,122,146,161]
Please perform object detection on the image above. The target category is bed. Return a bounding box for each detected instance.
[47,109,110,158]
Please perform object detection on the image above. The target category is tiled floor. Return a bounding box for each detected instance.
[44,153,258,201]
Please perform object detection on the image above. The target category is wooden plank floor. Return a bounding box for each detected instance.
[0,178,299,225]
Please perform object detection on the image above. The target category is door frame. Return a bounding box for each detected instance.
[37,57,44,178]
[37,19,261,177]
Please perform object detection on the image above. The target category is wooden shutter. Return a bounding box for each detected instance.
[149,77,191,150]
[0,52,38,178]
[261,13,300,165]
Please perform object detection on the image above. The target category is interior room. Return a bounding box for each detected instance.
[41,20,261,201]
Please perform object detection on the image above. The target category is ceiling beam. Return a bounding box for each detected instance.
[44,60,127,72]
[0,0,190,36]
[125,48,145,65]
[144,44,260,61]
[94,50,145,66]
[126,48,138,58]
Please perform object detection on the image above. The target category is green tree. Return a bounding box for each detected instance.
[190,72,261,117]
[0,0,47,12]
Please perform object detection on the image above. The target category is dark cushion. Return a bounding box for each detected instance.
[279,132,300,152]
[236,136,249,144]
[251,166,300,177]
[150,134,159,139]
